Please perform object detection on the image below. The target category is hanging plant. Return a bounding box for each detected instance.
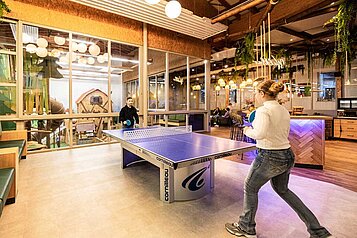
[0,0,11,19]
[324,0,357,76]
[320,48,336,68]
[234,32,255,79]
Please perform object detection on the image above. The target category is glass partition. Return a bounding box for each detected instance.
[189,57,205,110]
[0,21,17,116]
[72,117,111,145]
[25,119,70,151]
[23,25,69,115]
[148,49,166,110]
[149,73,165,110]
[169,53,187,111]
[70,34,108,114]
[112,42,139,112]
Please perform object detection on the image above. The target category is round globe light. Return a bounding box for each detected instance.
[97,55,105,64]
[87,57,95,65]
[225,85,230,90]
[25,44,37,53]
[66,52,77,62]
[145,0,160,4]
[51,49,61,58]
[246,78,253,84]
[103,53,109,61]
[228,80,235,85]
[71,42,78,52]
[59,56,68,63]
[215,85,221,91]
[54,36,66,45]
[196,85,201,90]
[77,43,87,53]
[89,44,100,56]
[36,47,48,58]
[165,0,181,19]
[37,38,48,48]
[78,57,87,65]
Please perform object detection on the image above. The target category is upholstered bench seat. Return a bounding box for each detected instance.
[0,140,26,160]
[0,168,15,217]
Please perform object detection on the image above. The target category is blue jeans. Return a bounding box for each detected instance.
[238,148,331,238]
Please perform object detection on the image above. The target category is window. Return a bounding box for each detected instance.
[317,72,336,101]
[23,25,69,115]
[0,21,17,116]
[169,53,187,111]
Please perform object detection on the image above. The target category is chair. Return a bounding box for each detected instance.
[230,123,246,160]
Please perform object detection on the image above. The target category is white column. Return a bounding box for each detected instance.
[142,23,148,127]
[186,57,190,126]
[165,52,169,127]
[205,60,211,132]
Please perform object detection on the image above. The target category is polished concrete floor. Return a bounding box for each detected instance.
[0,144,356,238]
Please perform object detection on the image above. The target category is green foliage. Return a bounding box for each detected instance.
[0,0,11,19]
[320,48,336,68]
[325,0,357,76]
[234,32,255,79]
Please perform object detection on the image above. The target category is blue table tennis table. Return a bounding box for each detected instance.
[104,126,255,203]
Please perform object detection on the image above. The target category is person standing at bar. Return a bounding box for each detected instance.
[119,97,139,128]
[225,80,332,238]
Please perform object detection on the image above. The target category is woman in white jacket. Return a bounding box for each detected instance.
[225,80,332,238]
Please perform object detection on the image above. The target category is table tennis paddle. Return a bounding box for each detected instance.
[125,120,131,126]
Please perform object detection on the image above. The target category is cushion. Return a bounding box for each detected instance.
[0,140,26,160]
[0,168,15,217]
[0,168,15,201]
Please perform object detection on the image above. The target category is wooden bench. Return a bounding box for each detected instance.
[0,128,27,217]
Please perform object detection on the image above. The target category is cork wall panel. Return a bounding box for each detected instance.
[148,25,211,60]
[6,0,142,45]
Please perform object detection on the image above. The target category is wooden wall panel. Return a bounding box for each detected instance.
[6,0,143,45]
[6,0,211,59]
[148,25,211,60]
[289,119,325,166]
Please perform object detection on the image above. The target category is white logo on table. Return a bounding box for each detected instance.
[182,167,209,191]
[164,168,169,201]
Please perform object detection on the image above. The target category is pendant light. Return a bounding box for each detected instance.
[165,0,181,19]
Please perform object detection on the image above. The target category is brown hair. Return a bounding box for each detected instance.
[257,80,284,98]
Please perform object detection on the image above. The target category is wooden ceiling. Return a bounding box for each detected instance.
[184,0,346,53]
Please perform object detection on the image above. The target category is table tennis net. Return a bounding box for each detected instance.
[123,125,192,140]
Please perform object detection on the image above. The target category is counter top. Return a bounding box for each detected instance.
[290,116,333,120]
[335,117,357,120]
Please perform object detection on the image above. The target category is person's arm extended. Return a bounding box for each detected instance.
[243,109,269,140]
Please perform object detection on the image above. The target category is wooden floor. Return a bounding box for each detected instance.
[207,126,357,192]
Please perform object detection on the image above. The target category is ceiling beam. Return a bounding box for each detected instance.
[212,0,266,23]
[217,0,231,9]
[214,0,336,43]
[277,26,313,41]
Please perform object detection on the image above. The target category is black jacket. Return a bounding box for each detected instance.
[119,105,139,126]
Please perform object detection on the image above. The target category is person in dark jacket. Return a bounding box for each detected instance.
[119,97,139,128]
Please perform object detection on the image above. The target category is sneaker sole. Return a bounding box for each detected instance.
[225,226,257,238]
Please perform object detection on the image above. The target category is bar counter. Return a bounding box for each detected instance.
[289,116,333,169]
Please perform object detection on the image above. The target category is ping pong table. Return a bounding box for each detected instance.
[104,126,255,203]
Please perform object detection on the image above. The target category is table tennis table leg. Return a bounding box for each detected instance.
[210,160,215,190]
[160,164,174,203]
